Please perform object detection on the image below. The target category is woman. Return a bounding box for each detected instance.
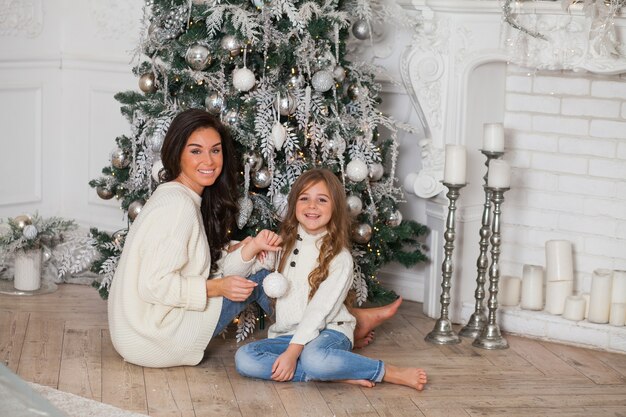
[108,109,281,368]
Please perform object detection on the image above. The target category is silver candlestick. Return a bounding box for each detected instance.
[425,182,466,345]
[473,186,510,350]
[459,150,504,338]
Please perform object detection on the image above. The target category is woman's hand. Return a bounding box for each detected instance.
[271,344,303,382]
[206,275,257,301]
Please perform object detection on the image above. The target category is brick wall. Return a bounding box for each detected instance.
[501,65,626,292]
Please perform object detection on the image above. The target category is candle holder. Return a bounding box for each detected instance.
[473,186,510,350]
[459,150,503,339]
[425,182,466,345]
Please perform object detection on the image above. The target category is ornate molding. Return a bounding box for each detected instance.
[89,0,140,40]
[0,0,43,38]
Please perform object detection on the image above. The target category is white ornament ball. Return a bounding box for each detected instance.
[185,44,211,71]
[311,70,334,92]
[271,122,287,150]
[22,225,38,240]
[368,163,384,181]
[151,160,164,182]
[263,271,288,298]
[233,67,256,91]
[346,159,368,182]
[346,195,363,217]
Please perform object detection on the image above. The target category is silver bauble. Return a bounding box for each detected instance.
[252,167,272,188]
[128,200,144,221]
[185,44,211,71]
[346,159,369,182]
[205,91,224,114]
[112,230,127,246]
[348,84,364,100]
[352,223,373,244]
[275,93,296,116]
[387,209,403,227]
[332,65,346,82]
[242,151,263,171]
[263,271,288,298]
[352,19,371,40]
[13,215,32,230]
[138,73,157,93]
[346,195,363,217]
[326,137,346,156]
[224,108,239,126]
[368,163,384,181]
[96,186,114,200]
[111,148,130,169]
[23,225,38,240]
[288,74,305,89]
[233,67,256,91]
[311,70,334,92]
[220,35,241,56]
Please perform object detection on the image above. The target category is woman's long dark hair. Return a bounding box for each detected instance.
[160,108,239,271]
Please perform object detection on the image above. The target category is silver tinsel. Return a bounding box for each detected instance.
[138,73,157,93]
[311,70,334,92]
[185,44,211,71]
[128,200,144,221]
[111,148,130,169]
[352,223,372,244]
[252,167,271,188]
[205,91,225,114]
[352,19,371,40]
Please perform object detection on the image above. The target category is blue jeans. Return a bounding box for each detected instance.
[212,269,272,337]
[235,329,385,382]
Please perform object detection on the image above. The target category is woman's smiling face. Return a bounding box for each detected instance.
[175,127,223,195]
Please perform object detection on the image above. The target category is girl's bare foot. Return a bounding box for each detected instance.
[353,331,375,349]
[382,364,427,391]
[339,379,375,388]
[352,297,403,341]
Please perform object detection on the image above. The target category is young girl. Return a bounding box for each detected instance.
[235,168,427,390]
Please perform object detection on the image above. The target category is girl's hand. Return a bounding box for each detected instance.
[271,344,303,382]
[241,229,282,262]
[207,275,256,301]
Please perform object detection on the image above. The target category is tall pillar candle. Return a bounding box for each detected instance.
[562,295,585,321]
[521,264,544,310]
[545,280,573,315]
[588,269,613,324]
[499,276,521,306]
[612,270,626,304]
[609,303,625,326]
[545,240,574,281]
[483,123,505,152]
[487,159,511,188]
[443,145,467,185]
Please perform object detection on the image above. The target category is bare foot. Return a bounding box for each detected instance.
[353,331,375,349]
[352,297,403,341]
[382,364,427,391]
[339,379,376,388]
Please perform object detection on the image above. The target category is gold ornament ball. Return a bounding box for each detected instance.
[14,214,32,230]
[96,186,115,200]
[352,223,373,244]
[111,148,130,169]
[138,73,157,93]
[128,200,145,221]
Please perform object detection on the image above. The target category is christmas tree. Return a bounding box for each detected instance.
[89,0,428,305]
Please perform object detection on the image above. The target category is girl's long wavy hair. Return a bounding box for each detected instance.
[160,109,239,272]
[277,169,355,306]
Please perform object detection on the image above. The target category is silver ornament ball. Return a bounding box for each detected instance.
[346,195,363,217]
[352,19,371,40]
[111,148,130,169]
[96,186,114,200]
[288,74,305,89]
[112,230,127,246]
[252,167,272,188]
[326,137,346,156]
[275,93,296,116]
[242,151,264,171]
[311,70,334,92]
[138,73,157,93]
[352,223,373,244]
[128,200,144,221]
[185,44,211,71]
[387,209,403,227]
[220,35,241,56]
[333,65,346,82]
[205,91,225,114]
[224,108,239,126]
[368,163,384,181]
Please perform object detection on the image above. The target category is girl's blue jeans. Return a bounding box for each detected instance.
[234,329,385,383]
[212,269,272,337]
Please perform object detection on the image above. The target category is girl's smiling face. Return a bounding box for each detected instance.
[175,127,223,195]
[295,180,333,235]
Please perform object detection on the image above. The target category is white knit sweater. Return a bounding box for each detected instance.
[268,225,356,347]
[108,182,254,368]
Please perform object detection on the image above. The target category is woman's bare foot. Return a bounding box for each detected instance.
[339,379,376,388]
[353,331,375,349]
[352,297,403,341]
[382,364,427,391]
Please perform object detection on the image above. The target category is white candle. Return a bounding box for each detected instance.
[545,280,573,315]
[483,123,505,152]
[487,159,511,188]
[609,303,625,326]
[612,270,626,304]
[588,269,613,324]
[521,264,544,310]
[545,240,574,282]
[443,145,467,185]
[581,293,591,319]
[499,276,521,306]
[562,295,586,321]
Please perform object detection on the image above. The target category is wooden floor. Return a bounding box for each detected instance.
[1,284,625,417]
